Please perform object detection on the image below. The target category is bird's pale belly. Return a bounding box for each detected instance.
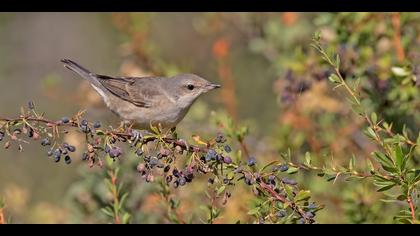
[110,99,189,129]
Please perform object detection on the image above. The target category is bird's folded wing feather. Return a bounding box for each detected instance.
[97,75,164,108]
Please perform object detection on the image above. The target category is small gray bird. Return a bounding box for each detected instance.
[61,59,221,130]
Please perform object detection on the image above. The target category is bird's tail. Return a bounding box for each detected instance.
[61,59,94,78]
[60,59,103,87]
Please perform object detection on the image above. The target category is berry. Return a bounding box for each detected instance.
[54,155,61,163]
[282,178,297,185]
[172,169,180,177]
[297,218,305,224]
[28,101,35,110]
[93,121,101,129]
[165,175,173,183]
[308,202,317,210]
[104,145,110,153]
[81,120,88,126]
[208,178,214,184]
[279,164,289,172]
[268,175,276,182]
[277,210,287,218]
[223,178,229,184]
[178,177,186,186]
[28,128,34,138]
[54,148,62,158]
[247,157,256,166]
[67,145,76,152]
[81,152,89,161]
[215,133,226,143]
[64,155,72,165]
[164,165,171,173]
[109,147,122,158]
[223,156,232,164]
[0,131,4,142]
[47,149,53,157]
[224,145,232,153]
[135,149,143,157]
[61,117,70,124]
[149,157,159,167]
[305,212,314,219]
[41,138,51,146]
[206,149,217,161]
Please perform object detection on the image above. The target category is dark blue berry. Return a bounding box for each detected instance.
[0,131,5,142]
[297,218,305,224]
[172,169,180,177]
[81,120,88,126]
[105,145,110,153]
[279,164,289,172]
[308,202,317,210]
[135,149,143,157]
[82,152,89,161]
[54,155,61,163]
[208,178,214,184]
[109,147,122,158]
[223,178,229,184]
[268,175,276,182]
[67,145,76,152]
[64,155,72,165]
[223,156,232,164]
[206,149,217,161]
[282,178,297,185]
[178,177,186,186]
[215,133,225,143]
[164,165,171,173]
[166,175,173,183]
[149,157,159,167]
[247,157,256,166]
[41,138,51,146]
[28,101,35,110]
[93,121,101,129]
[54,149,62,158]
[305,212,314,219]
[277,210,286,218]
[224,145,232,153]
[61,117,70,124]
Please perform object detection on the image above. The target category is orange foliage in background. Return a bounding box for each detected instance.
[281,12,299,26]
[212,38,238,120]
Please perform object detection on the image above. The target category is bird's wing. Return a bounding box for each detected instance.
[96,75,165,108]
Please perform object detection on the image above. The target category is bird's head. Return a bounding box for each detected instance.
[168,74,221,108]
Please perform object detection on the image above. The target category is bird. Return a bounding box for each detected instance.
[60,59,221,130]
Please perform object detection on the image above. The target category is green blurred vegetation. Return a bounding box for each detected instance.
[0,12,419,224]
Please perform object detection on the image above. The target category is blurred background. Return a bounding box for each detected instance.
[0,13,419,223]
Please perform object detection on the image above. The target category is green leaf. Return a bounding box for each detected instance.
[328,74,340,83]
[216,185,226,196]
[377,183,396,192]
[304,152,311,166]
[372,152,396,172]
[122,213,131,224]
[370,112,377,124]
[284,185,294,198]
[391,67,410,77]
[294,190,311,202]
[366,127,377,140]
[349,155,356,171]
[101,207,114,218]
[394,144,405,171]
[286,167,299,174]
[247,207,260,216]
[119,192,129,210]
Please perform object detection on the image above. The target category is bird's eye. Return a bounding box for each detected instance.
[187,84,195,90]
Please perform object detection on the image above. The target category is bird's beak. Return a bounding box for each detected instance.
[207,83,221,90]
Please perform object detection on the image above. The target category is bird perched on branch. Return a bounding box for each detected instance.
[61,59,221,130]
